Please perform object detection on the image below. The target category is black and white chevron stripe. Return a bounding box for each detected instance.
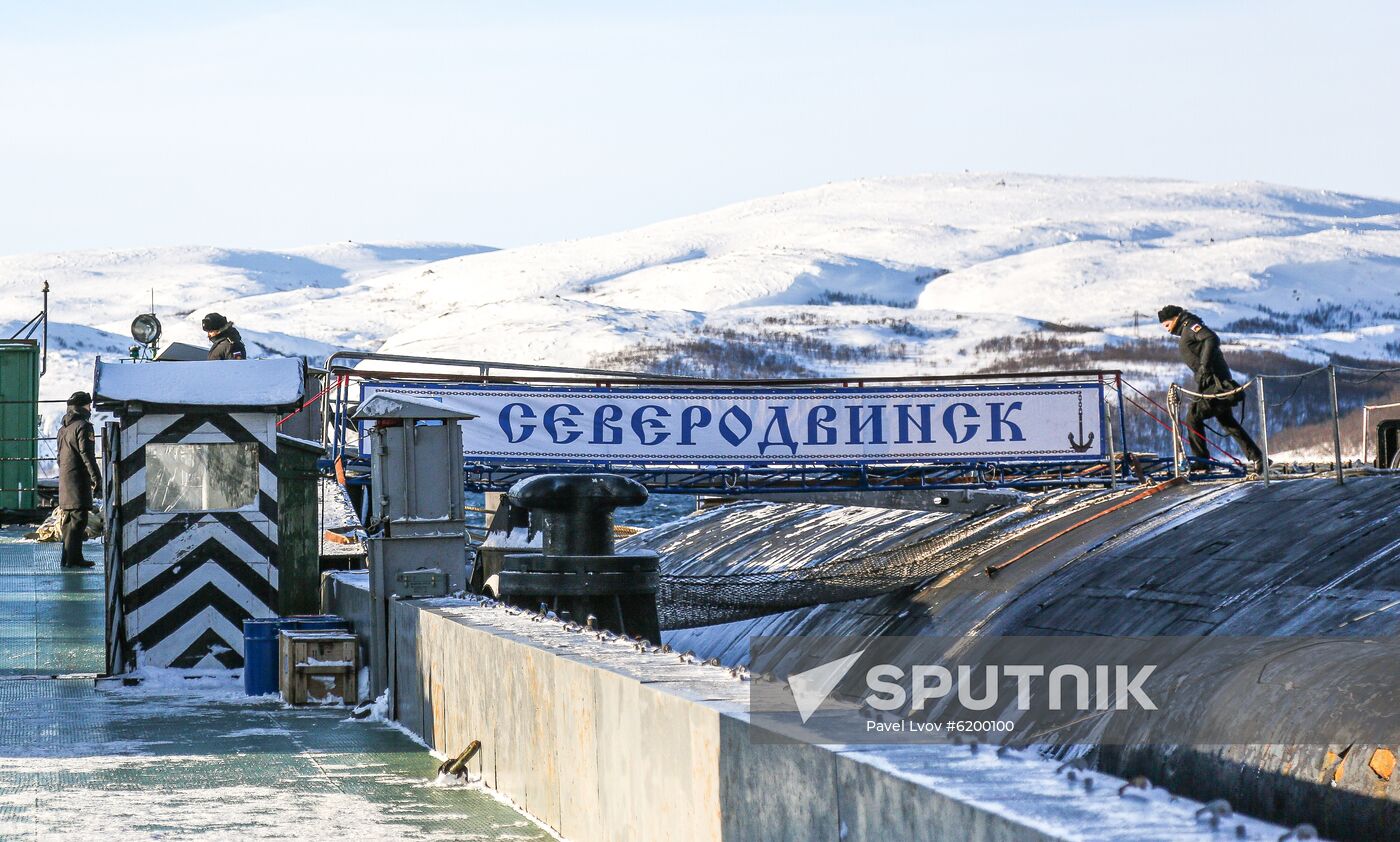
[103,422,127,676]
[107,411,281,672]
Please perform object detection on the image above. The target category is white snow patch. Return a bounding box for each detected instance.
[94,357,304,406]
[482,527,543,550]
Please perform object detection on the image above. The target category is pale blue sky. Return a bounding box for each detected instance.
[1,1,1396,255]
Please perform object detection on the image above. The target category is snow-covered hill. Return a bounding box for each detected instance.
[248,173,1400,378]
[0,241,493,468]
[5,173,1400,460]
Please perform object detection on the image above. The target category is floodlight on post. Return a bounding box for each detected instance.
[129,313,162,360]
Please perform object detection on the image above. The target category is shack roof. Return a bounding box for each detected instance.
[353,392,478,421]
[94,357,305,409]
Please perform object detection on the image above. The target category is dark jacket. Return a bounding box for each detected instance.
[208,326,248,361]
[57,409,101,510]
[1172,311,1241,400]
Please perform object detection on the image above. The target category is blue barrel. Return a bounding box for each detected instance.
[243,618,285,696]
[288,614,351,632]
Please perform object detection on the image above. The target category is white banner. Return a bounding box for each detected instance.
[359,382,1107,465]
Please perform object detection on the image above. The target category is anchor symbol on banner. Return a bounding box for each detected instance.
[1067,394,1095,453]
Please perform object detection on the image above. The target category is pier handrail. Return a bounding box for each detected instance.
[325,349,1121,388]
[1361,400,1400,466]
[1167,362,1400,485]
[317,352,1138,492]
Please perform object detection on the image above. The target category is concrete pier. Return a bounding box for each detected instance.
[324,571,1299,842]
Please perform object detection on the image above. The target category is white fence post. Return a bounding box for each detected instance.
[1257,378,1270,485]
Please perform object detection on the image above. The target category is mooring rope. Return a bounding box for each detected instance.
[1125,380,1243,466]
[1169,379,1255,401]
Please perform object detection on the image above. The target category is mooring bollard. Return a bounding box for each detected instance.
[498,473,662,644]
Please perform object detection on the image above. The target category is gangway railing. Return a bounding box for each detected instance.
[296,349,1400,496]
[319,351,1147,494]
[1167,362,1400,486]
[1362,400,1400,467]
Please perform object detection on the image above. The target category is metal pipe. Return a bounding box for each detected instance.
[1115,373,1131,475]
[1329,365,1344,485]
[325,349,1124,388]
[331,367,1122,390]
[41,280,48,376]
[8,312,41,340]
[1362,406,1370,466]
[1256,378,1271,486]
[325,349,691,382]
[1103,387,1118,490]
[336,374,350,460]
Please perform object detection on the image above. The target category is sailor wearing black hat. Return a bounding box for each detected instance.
[56,391,100,568]
[1159,305,1263,473]
[201,312,247,361]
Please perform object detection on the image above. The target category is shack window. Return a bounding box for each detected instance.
[146,442,259,512]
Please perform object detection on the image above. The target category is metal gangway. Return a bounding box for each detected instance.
[313,351,1184,496]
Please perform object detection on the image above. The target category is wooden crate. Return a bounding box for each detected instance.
[278,630,359,705]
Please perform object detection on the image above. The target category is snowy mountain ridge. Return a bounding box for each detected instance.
[3,172,1399,460]
[263,172,1400,375]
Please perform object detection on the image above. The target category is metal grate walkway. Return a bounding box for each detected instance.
[0,533,103,677]
[0,530,553,841]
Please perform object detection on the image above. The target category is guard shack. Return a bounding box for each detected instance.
[94,357,311,673]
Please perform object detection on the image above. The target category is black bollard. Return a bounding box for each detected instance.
[497,474,661,644]
[515,474,646,557]
[472,496,539,596]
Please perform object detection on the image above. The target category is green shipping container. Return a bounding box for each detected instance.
[0,340,39,512]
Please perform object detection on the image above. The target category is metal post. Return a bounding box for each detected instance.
[1361,406,1370,467]
[1104,398,1118,490]
[40,280,48,376]
[1168,385,1184,479]
[337,375,349,460]
[1256,378,1270,485]
[1115,374,1130,475]
[1329,365,1344,485]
